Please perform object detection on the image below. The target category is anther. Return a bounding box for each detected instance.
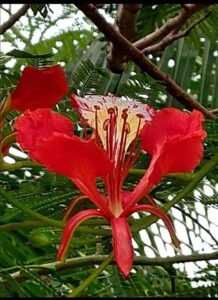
[108,107,115,114]
[136,113,144,119]
[94,105,100,110]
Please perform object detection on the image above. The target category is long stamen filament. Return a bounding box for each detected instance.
[94,105,100,145]
[120,116,143,185]
[114,115,129,205]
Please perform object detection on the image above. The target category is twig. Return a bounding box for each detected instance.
[209,108,218,114]
[0,4,30,35]
[129,168,194,181]
[144,11,212,55]
[75,4,215,119]
[133,4,211,51]
[1,251,218,284]
[173,204,218,246]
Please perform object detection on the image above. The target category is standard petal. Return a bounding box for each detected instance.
[58,209,106,261]
[11,65,68,111]
[111,217,134,277]
[14,108,73,161]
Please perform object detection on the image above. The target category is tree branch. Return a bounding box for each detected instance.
[107,4,142,72]
[144,11,212,55]
[2,251,218,283]
[75,4,215,119]
[133,4,211,51]
[209,108,218,114]
[0,4,30,35]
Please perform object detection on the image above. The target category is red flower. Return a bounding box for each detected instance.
[10,65,68,112]
[14,94,206,277]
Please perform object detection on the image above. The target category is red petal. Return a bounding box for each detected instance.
[140,108,206,185]
[35,133,114,216]
[11,65,68,111]
[145,135,204,185]
[141,108,206,155]
[130,204,180,247]
[36,133,113,181]
[111,217,134,277]
[13,108,73,161]
[58,209,105,261]
[125,109,207,210]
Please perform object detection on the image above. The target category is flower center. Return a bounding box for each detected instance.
[71,94,155,217]
[95,105,143,217]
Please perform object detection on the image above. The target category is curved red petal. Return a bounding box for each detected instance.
[141,108,206,155]
[14,111,113,216]
[128,135,205,209]
[58,209,105,261]
[130,204,180,247]
[36,133,113,181]
[111,217,134,277]
[145,135,204,185]
[127,109,207,208]
[13,108,73,161]
[138,108,207,186]
[11,65,68,111]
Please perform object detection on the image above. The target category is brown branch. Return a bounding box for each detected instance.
[94,4,105,9]
[209,108,218,114]
[134,4,211,51]
[144,11,212,55]
[0,4,30,35]
[107,4,142,72]
[75,4,216,119]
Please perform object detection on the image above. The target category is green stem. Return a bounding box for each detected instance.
[0,187,63,227]
[0,220,111,236]
[129,168,194,181]
[0,131,17,150]
[67,251,114,298]
[0,160,40,171]
[131,153,218,231]
[0,221,48,231]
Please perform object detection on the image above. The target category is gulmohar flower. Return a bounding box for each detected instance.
[14,93,206,277]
